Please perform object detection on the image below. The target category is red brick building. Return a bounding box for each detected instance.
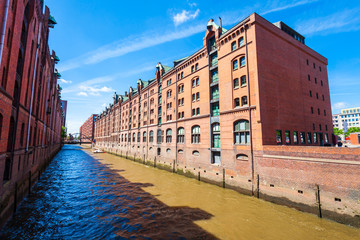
[94,13,360,226]
[80,114,97,143]
[0,0,64,226]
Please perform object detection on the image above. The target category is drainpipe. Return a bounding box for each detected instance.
[42,68,51,147]
[0,0,10,67]
[244,23,255,195]
[26,22,42,151]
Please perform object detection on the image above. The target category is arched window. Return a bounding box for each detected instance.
[143,131,147,142]
[241,96,248,106]
[167,90,172,98]
[121,134,124,142]
[177,127,185,143]
[191,125,200,144]
[233,60,238,70]
[234,98,240,108]
[157,129,162,144]
[137,132,140,142]
[132,133,135,142]
[212,123,220,148]
[236,154,248,160]
[238,37,244,47]
[195,63,199,70]
[192,150,200,156]
[149,130,154,142]
[231,41,236,51]
[241,75,247,87]
[150,98,154,105]
[166,129,172,143]
[7,116,15,152]
[240,56,246,67]
[125,134,127,142]
[234,78,239,89]
[144,101,147,108]
[234,120,250,145]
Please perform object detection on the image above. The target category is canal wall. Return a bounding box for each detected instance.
[0,144,63,228]
[98,143,360,227]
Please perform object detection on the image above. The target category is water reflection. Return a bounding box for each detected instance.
[0,145,217,239]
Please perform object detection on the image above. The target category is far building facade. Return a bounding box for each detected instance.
[80,114,98,143]
[332,107,360,130]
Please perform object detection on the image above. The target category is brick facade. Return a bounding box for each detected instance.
[80,114,97,143]
[94,13,359,226]
[0,0,64,227]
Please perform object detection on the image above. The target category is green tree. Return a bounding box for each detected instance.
[333,127,343,136]
[61,126,67,139]
[345,127,360,137]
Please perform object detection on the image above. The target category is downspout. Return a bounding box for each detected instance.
[26,22,42,151]
[0,0,10,67]
[244,23,255,195]
[42,68,51,147]
[175,69,178,166]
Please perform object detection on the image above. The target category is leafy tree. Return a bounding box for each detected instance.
[345,127,360,137]
[61,126,67,139]
[333,127,343,136]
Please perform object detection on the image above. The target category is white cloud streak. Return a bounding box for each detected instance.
[59,78,72,84]
[58,24,204,72]
[261,0,320,15]
[332,102,348,112]
[295,8,360,35]
[173,9,200,26]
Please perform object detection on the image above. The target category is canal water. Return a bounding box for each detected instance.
[1,145,359,239]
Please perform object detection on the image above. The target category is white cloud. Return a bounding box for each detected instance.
[173,9,200,26]
[77,92,88,97]
[58,24,204,72]
[295,8,360,35]
[79,85,114,96]
[261,0,319,15]
[332,102,348,112]
[59,79,72,84]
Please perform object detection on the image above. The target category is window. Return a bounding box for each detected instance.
[306,59,309,65]
[233,60,238,70]
[210,69,218,83]
[195,63,199,71]
[150,98,154,105]
[317,108,320,115]
[181,72,184,78]
[196,78,199,86]
[231,41,236,51]
[240,57,245,67]
[241,96,248,106]
[192,109,196,116]
[309,91,312,97]
[191,65,195,73]
[192,150,200,156]
[234,120,250,144]
[149,131,154,142]
[285,130,291,144]
[321,80,323,86]
[196,92,200,101]
[311,107,314,114]
[212,123,221,148]
[196,108,200,115]
[192,79,196,88]
[157,129,162,143]
[238,37,244,47]
[234,98,240,108]
[210,53,218,67]
[300,132,305,144]
[178,85,184,93]
[276,130,282,144]
[211,85,219,100]
[324,110,326,116]
[211,102,220,116]
[315,78,317,84]
[128,133,131,142]
[234,78,239,89]
[191,125,200,143]
[167,90,172,98]
[177,127,185,143]
[308,75,310,81]
[166,129,172,143]
[241,75,246,87]
[307,132,312,144]
[293,131,299,144]
[143,131,147,142]
[192,94,195,102]
[324,133,329,143]
[313,132,318,144]
[20,123,25,146]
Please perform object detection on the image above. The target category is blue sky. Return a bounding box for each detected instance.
[44,0,360,133]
